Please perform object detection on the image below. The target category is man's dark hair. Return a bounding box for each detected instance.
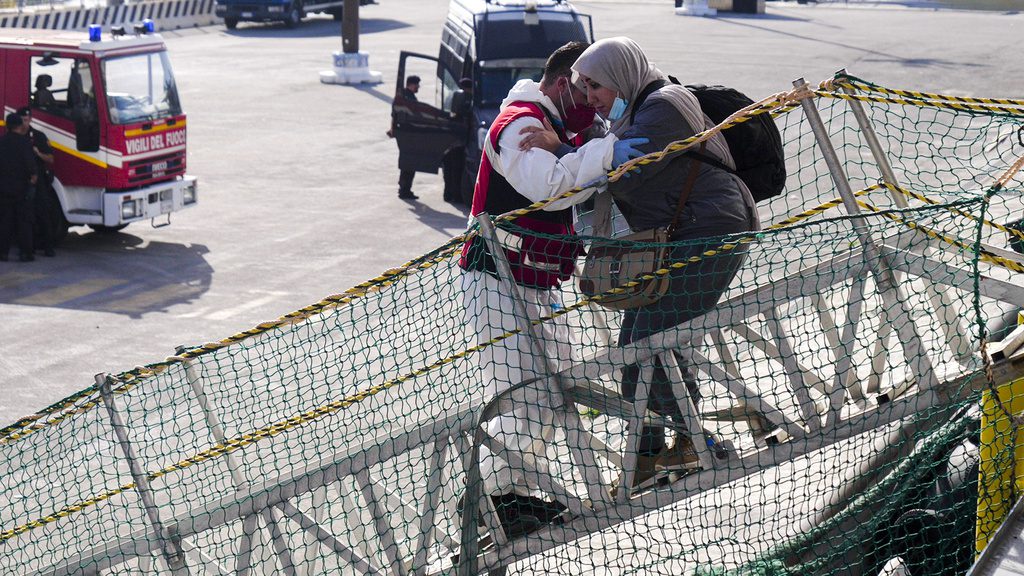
[16,106,31,117]
[5,112,23,129]
[406,75,421,86]
[542,41,589,84]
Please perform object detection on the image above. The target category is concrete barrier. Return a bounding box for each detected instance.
[0,0,220,31]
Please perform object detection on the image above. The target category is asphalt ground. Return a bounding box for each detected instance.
[1,0,1022,427]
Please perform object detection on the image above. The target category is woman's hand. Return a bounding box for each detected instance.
[612,137,649,178]
[518,117,562,153]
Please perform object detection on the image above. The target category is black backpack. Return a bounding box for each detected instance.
[631,78,787,203]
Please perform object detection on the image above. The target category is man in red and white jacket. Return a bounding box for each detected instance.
[459,42,647,538]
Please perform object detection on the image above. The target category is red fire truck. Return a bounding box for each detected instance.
[0,26,197,238]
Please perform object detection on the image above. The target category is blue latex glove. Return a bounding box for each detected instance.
[612,137,649,178]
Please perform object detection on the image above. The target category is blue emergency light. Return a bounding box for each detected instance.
[88,24,101,42]
[143,19,155,33]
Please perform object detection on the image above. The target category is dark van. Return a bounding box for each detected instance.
[391,0,593,205]
[214,0,372,29]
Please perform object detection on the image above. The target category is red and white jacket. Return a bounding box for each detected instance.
[459,80,614,289]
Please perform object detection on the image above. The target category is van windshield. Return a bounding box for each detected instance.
[480,67,544,106]
[476,12,590,60]
[103,51,182,125]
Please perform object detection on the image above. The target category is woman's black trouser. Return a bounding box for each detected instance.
[618,241,748,456]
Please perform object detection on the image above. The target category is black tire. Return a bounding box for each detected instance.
[284,3,301,28]
[89,224,129,234]
[224,17,238,29]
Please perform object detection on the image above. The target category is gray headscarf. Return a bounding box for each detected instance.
[572,37,734,169]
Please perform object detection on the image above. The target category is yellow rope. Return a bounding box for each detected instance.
[994,154,1024,191]
[824,77,1024,109]
[815,90,1024,117]
[856,199,1024,274]
[877,182,1024,243]
[495,87,808,222]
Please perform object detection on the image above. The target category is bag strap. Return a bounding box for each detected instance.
[630,79,669,124]
[591,190,614,239]
[683,148,735,176]
[630,76,684,124]
[668,144,704,235]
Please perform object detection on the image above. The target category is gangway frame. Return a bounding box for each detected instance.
[21,75,1024,576]
[42,240,1024,576]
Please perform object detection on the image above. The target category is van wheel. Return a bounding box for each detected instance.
[284,3,302,27]
[89,224,129,234]
[224,17,238,29]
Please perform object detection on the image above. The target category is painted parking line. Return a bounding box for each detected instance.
[205,294,281,321]
[12,278,127,306]
[0,272,47,291]
[101,282,204,314]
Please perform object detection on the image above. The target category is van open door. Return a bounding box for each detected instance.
[391,51,466,176]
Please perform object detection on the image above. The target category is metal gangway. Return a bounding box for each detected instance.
[12,75,1024,576]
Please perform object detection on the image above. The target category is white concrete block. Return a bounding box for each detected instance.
[320,51,383,85]
[676,0,718,16]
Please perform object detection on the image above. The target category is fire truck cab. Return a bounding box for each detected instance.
[0,26,197,238]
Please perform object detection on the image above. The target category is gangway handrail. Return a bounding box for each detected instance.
[25,238,1024,576]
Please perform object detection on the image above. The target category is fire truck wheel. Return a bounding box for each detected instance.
[284,3,302,28]
[224,17,238,29]
[88,224,129,234]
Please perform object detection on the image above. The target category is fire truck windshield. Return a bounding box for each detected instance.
[103,51,182,125]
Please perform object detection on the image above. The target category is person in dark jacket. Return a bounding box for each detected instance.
[572,37,760,487]
[0,113,39,262]
[19,107,57,257]
[387,75,421,200]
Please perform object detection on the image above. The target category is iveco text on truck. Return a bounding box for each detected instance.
[0,26,197,238]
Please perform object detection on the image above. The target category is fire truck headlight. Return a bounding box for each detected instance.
[183,183,197,205]
[121,199,138,220]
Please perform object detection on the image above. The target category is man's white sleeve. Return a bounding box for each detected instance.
[492,116,617,212]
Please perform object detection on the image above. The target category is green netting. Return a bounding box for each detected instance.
[1,72,1023,576]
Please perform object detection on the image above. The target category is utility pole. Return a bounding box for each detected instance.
[320,0,382,85]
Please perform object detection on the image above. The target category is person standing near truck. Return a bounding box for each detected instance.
[388,75,422,200]
[0,113,39,262]
[19,107,57,258]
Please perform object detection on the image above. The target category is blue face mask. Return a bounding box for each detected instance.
[608,95,628,121]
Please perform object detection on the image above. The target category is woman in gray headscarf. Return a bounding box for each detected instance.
[570,37,760,488]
